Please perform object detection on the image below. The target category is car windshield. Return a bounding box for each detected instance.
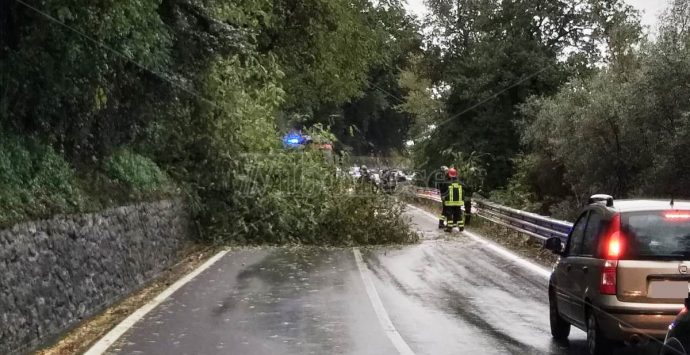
[622,211,690,258]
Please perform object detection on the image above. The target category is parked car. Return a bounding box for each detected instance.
[661,294,690,355]
[544,195,690,355]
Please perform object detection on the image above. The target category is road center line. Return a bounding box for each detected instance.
[407,204,551,280]
[84,249,229,355]
[352,248,416,355]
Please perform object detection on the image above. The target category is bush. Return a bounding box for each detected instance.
[105,149,170,193]
[320,186,418,245]
[489,155,543,213]
[0,135,86,226]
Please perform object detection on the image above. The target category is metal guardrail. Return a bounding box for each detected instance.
[411,187,573,242]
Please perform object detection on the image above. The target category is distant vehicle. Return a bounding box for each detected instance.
[544,195,690,355]
[661,294,690,355]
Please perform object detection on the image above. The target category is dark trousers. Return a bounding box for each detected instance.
[444,205,464,229]
[439,204,448,226]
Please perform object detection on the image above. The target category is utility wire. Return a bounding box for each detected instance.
[368,81,406,104]
[411,64,552,142]
[365,61,553,144]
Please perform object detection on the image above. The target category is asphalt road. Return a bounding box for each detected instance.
[101,206,661,355]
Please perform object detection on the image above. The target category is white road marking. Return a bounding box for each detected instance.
[84,250,229,355]
[463,230,551,280]
[407,204,551,280]
[352,248,416,355]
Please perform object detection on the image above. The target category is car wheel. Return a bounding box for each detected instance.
[586,312,615,355]
[549,289,570,340]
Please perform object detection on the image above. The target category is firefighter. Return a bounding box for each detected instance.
[441,167,464,232]
[435,166,450,229]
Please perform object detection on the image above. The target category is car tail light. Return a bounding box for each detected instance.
[607,237,622,259]
[603,214,624,259]
[600,260,618,295]
[600,214,623,295]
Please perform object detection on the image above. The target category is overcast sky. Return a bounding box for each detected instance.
[405,0,669,34]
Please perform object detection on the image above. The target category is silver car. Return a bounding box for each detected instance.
[544,195,690,355]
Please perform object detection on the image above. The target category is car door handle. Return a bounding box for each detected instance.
[582,266,589,274]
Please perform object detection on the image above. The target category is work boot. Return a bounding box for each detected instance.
[438,220,445,229]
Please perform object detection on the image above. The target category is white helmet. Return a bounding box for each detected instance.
[441,165,449,173]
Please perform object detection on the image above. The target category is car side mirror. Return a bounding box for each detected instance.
[544,237,564,255]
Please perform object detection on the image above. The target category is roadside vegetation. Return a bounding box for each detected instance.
[0,0,418,244]
[3,0,688,237]
[516,2,690,219]
[405,0,690,219]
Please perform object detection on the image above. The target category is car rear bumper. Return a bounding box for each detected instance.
[596,308,678,341]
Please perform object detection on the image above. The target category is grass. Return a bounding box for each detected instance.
[0,136,176,228]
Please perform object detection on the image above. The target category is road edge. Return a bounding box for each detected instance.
[407,204,551,280]
[83,249,229,355]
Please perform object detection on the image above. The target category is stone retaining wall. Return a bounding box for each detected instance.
[0,200,191,354]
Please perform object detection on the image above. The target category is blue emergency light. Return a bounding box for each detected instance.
[283,132,306,147]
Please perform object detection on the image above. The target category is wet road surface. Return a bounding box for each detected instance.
[104,206,661,354]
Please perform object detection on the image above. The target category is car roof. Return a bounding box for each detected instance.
[598,199,690,213]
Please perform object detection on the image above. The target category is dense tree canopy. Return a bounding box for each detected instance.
[264,0,422,155]
[1,0,688,230]
[410,0,638,190]
[516,0,690,217]
[0,0,420,243]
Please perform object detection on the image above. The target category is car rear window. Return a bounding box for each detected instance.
[621,211,690,259]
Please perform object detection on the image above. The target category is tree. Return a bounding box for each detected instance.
[397,55,444,139]
[1,0,171,162]
[259,0,388,114]
[516,0,690,216]
[262,0,423,156]
[412,0,638,189]
[336,5,423,155]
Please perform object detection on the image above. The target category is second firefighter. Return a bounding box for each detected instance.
[439,167,464,232]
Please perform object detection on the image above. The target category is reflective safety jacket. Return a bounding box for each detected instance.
[442,181,463,206]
